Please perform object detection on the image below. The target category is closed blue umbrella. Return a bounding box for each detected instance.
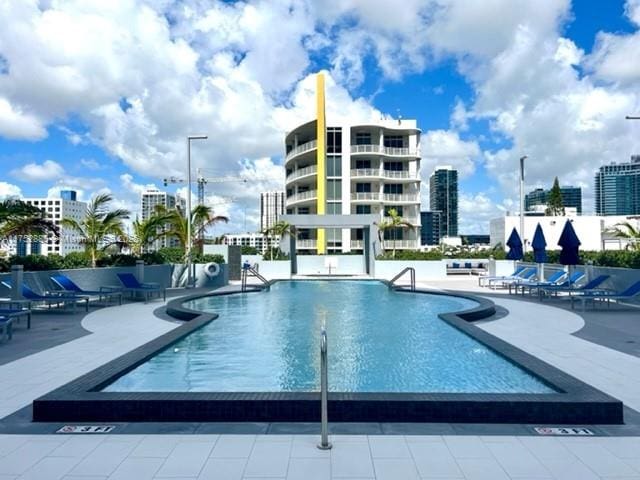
[506,228,524,261]
[531,223,547,263]
[558,219,581,266]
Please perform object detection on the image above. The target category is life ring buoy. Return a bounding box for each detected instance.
[203,262,221,278]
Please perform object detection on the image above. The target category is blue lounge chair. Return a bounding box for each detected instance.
[116,273,166,302]
[511,270,567,296]
[570,280,640,310]
[51,274,123,305]
[479,265,526,287]
[0,315,13,341]
[0,308,32,329]
[0,280,89,312]
[494,268,537,290]
[539,274,610,299]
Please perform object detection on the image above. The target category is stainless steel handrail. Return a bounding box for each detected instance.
[318,327,332,450]
[388,266,416,291]
[241,267,270,292]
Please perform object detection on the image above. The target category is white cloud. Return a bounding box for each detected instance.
[0,182,22,199]
[0,97,47,140]
[11,160,64,182]
[420,130,480,178]
[79,158,102,170]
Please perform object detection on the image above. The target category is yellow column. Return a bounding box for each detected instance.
[316,73,326,254]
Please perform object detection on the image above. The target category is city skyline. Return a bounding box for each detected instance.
[1,0,639,236]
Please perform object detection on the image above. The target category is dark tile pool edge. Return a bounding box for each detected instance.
[32,282,624,425]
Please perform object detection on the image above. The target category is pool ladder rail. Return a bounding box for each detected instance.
[240,267,270,292]
[388,266,416,291]
[318,326,332,450]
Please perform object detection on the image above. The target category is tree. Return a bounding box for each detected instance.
[126,208,174,256]
[263,221,296,260]
[607,221,640,251]
[162,205,228,257]
[545,177,565,216]
[60,194,130,268]
[0,199,59,245]
[375,208,415,259]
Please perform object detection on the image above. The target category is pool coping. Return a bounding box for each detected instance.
[32,280,623,424]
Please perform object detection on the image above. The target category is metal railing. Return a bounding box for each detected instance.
[297,239,318,249]
[350,144,419,157]
[241,267,270,292]
[317,327,331,450]
[350,240,364,249]
[388,266,416,291]
[350,192,383,202]
[382,193,419,202]
[350,169,417,180]
[286,165,317,183]
[285,140,317,162]
[287,190,317,204]
[383,239,420,249]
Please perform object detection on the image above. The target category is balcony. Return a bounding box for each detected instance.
[286,165,317,184]
[286,189,317,206]
[285,140,317,163]
[297,239,317,249]
[350,144,419,157]
[383,239,420,250]
[382,193,419,203]
[350,169,418,181]
[351,192,383,202]
[350,240,364,249]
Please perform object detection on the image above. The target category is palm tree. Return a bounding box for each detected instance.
[60,194,130,267]
[126,208,174,256]
[607,221,640,251]
[375,208,415,259]
[162,204,228,256]
[263,221,296,260]
[0,199,59,247]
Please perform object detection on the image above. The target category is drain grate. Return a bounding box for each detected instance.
[57,425,116,434]
[534,427,594,435]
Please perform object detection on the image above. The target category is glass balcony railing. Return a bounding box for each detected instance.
[286,190,317,204]
[350,169,417,180]
[285,140,317,162]
[350,144,419,157]
[286,165,317,183]
[297,239,317,249]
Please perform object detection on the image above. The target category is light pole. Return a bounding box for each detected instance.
[519,155,527,251]
[186,135,208,288]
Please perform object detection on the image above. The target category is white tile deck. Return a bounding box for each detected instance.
[0,280,638,478]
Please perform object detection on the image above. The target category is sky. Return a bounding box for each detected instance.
[1,0,640,236]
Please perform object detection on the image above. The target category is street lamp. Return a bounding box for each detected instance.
[186,135,208,288]
[519,155,527,251]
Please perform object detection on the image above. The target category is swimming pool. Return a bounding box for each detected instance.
[104,281,554,394]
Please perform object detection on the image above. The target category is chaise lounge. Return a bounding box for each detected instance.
[1,280,89,312]
[51,274,123,306]
[116,273,166,302]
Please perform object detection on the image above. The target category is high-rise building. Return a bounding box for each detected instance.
[284,75,421,254]
[420,211,441,245]
[141,188,184,250]
[260,191,285,232]
[525,186,582,214]
[595,156,640,215]
[429,166,458,237]
[20,191,86,256]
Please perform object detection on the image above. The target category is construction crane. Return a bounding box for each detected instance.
[163,168,249,206]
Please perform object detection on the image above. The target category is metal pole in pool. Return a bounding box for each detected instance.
[318,327,332,450]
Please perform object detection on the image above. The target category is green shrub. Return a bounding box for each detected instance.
[10,254,64,271]
[62,251,92,269]
[193,253,225,264]
[263,247,289,261]
[155,247,185,263]
[241,246,259,255]
[140,251,165,265]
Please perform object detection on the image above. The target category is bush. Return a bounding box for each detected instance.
[61,251,92,269]
[97,254,138,267]
[263,247,289,261]
[193,253,225,264]
[155,247,185,263]
[9,254,64,271]
[376,250,443,261]
[241,246,259,255]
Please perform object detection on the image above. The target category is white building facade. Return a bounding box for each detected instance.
[285,117,421,253]
[222,233,280,254]
[18,191,87,256]
[490,215,640,252]
[260,191,285,232]
[140,188,184,250]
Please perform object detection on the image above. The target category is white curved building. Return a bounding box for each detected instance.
[284,74,421,254]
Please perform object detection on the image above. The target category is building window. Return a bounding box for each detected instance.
[327,155,342,177]
[384,161,403,171]
[384,135,403,148]
[327,179,341,200]
[298,207,310,214]
[356,132,371,145]
[327,203,342,214]
[356,183,371,193]
[356,205,371,214]
[327,127,342,154]
[355,159,371,169]
[384,184,403,194]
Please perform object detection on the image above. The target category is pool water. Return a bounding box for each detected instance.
[104,281,556,394]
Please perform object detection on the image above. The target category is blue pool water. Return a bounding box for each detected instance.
[104,281,556,394]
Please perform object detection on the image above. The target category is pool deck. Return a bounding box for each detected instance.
[0,278,639,479]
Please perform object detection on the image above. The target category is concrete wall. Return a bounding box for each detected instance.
[0,263,228,297]
[374,260,446,280]
[297,255,366,275]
